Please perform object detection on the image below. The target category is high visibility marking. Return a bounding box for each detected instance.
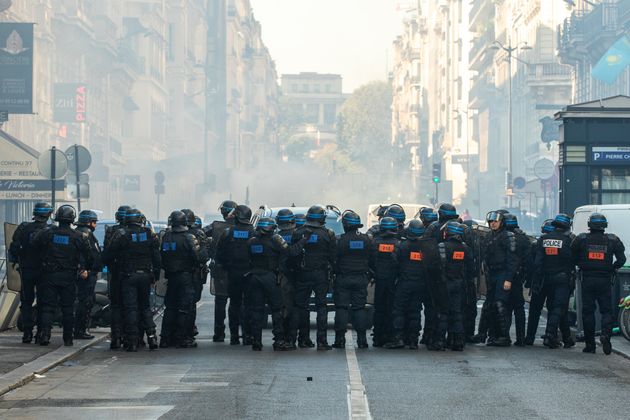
[53,234,69,245]
[588,251,605,260]
[233,230,249,239]
[409,251,423,261]
[349,241,364,250]
[345,331,372,420]
[452,251,465,260]
[378,244,394,253]
[545,248,559,256]
[307,234,319,243]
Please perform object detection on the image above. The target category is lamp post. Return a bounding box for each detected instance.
[490,37,531,208]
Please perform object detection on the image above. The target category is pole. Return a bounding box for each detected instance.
[434,182,439,205]
[51,146,56,210]
[507,40,513,208]
[157,192,160,220]
[74,144,81,212]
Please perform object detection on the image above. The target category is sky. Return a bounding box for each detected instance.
[250,0,410,93]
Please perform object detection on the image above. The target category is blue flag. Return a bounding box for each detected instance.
[592,35,630,84]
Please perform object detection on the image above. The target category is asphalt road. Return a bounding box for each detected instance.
[1,290,630,420]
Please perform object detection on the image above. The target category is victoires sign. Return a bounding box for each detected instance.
[0,130,65,200]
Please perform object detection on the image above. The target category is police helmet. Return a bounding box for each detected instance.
[441,221,465,241]
[503,214,519,230]
[587,213,608,231]
[552,213,572,230]
[417,207,438,225]
[438,203,458,222]
[76,210,98,226]
[276,208,295,229]
[194,216,203,229]
[385,204,406,224]
[115,205,131,223]
[305,205,327,227]
[406,219,425,238]
[541,219,555,234]
[219,200,238,219]
[376,205,387,219]
[231,205,252,225]
[341,210,363,231]
[33,202,53,221]
[125,209,143,226]
[169,210,188,232]
[181,209,196,227]
[295,214,306,227]
[54,205,76,224]
[486,211,504,224]
[379,216,398,233]
[256,217,277,235]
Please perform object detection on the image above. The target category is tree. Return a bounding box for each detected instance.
[337,81,393,171]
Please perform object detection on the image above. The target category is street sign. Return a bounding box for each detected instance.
[123,175,141,191]
[67,182,89,199]
[53,84,87,122]
[513,176,526,190]
[0,23,34,114]
[154,184,165,195]
[38,148,67,179]
[0,110,7,122]
[65,145,91,173]
[155,171,165,185]
[591,146,630,164]
[533,158,555,180]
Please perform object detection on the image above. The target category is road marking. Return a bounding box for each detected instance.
[344,330,372,420]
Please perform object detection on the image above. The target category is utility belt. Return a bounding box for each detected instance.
[42,261,73,273]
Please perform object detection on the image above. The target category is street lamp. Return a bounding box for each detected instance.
[489,38,532,207]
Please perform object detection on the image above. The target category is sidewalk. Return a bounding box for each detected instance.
[611,335,630,360]
[0,327,108,396]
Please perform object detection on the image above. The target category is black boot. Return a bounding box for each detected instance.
[74,330,95,340]
[601,335,612,355]
[332,332,346,349]
[252,341,263,351]
[494,302,512,346]
[583,342,596,354]
[110,333,122,350]
[22,330,33,344]
[357,331,369,349]
[451,334,465,351]
[147,334,159,350]
[543,334,560,349]
[213,327,226,343]
[273,341,291,351]
[298,337,315,348]
[39,330,51,346]
[563,336,576,349]
[63,335,73,347]
[126,340,138,352]
[384,337,405,349]
[317,340,332,350]
[471,333,487,344]
[159,336,171,348]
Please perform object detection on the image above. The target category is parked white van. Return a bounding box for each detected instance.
[572,204,630,264]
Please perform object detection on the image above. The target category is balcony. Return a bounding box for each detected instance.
[526,63,572,87]
[469,29,494,71]
[469,73,496,109]
[469,0,493,30]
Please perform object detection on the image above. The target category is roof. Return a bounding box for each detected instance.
[555,95,630,119]
[0,129,40,158]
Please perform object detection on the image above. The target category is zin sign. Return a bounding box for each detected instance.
[53,83,87,122]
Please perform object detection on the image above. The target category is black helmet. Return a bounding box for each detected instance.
[486,211,504,224]
[306,205,327,227]
[552,213,572,230]
[385,204,406,224]
[54,205,76,224]
[587,213,607,231]
[276,208,295,228]
[406,219,425,238]
[194,216,202,229]
[169,210,188,232]
[125,208,143,226]
[219,200,238,219]
[341,210,363,231]
[417,207,437,225]
[231,205,252,224]
[76,210,98,225]
[256,217,277,235]
[181,209,196,227]
[375,205,387,219]
[438,203,458,222]
[115,205,131,223]
[442,221,465,241]
[379,216,398,233]
[33,202,53,221]
[503,214,518,230]
[295,214,306,227]
[541,219,555,234]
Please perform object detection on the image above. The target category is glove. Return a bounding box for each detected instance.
[153,270,161,284]
[302,228,313,238]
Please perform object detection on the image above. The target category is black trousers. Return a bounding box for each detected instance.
[334,273,369,334]
[462,279,477,338]
[581,274,613,344]
[19,268,40,332]
[40,271,76,337]
[373,275,396,343]
[391,279,427,343]
[227,269,251,339]
[249,271,284,343]
[108,269,124,338]
[527,274,572,342]
[280,272,296,342]
[212,266,229,333]
[121,272,156,341]
[439,278,464,338]
[75,272,97,333]
[293,269,329,342]
[161,272,196,343]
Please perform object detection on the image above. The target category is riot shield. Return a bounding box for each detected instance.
[3,222,21,292]
[209,262,229,297]
[154,269,168,298]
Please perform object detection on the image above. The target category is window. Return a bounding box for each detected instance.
[591,168,630,204]
[324,104,336,126]
[302,84,309,93]
[305,104,319,123]
[325,84,331,93]
[314,84,320,93]
[291,84,298,93]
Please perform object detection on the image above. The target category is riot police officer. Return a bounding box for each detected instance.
[160,210,201,348]
[571,213,626,354]
[204,200,237,342]
[502,214,532,346]
[366,205,388,238]
[482,211,518,346]
[385,220,438,349]
[8,202,53,343]
[416,207,438,228]
[291,205,337,350]
[424,203,459,240]
[461,219,483,343]
[294,214,306,228]
[216,205,256,345]
[181,209,209,342]
[276,208,299,349]
[435,221,474,351]
[247,217,308,351]
[333,210,372,349]
[369,217,401,347]
[528,214,576,349]
[104,205,131,349]
[73,210,103,340]
[384,204,406,236]
[105,209,161,351]
[32,205,92,346]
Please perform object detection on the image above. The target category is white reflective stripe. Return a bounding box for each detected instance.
[345,331,372,420]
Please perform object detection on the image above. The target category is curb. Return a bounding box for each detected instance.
[0,333,109,397]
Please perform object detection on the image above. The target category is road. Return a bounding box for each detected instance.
[1,290,630,419]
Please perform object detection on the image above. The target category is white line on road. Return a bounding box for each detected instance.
[344,330,372,420]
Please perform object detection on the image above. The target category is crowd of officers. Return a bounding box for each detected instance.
[7,199,625,355]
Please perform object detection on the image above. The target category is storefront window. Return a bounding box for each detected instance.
[591,168,630,204]
[601,168,630,189]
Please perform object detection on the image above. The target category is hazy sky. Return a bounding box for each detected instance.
[250,0,410,93]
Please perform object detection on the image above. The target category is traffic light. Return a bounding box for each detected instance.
[432,163,441,183]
